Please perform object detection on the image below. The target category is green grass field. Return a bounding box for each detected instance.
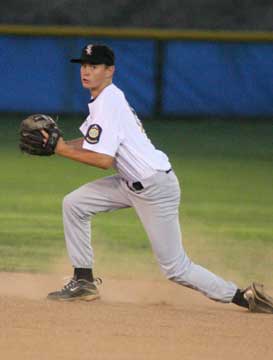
[0,114,272,286]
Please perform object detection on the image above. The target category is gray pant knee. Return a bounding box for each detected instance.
[63,191,96,220]
[63,193,75,213]
[62,192,85,219]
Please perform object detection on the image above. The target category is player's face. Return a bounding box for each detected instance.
[80,63,114,91]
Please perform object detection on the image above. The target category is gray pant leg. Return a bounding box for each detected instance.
[63,175,131,268]
[125,171,237,303]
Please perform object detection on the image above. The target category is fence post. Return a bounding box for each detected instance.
[154,40,165,118]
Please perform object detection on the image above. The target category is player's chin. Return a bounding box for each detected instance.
[81,81,92,89]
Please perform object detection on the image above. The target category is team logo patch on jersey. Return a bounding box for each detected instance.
[85,124,102,144]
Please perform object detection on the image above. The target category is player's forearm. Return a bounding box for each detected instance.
[66,138,84,149]
[55,141,114,169]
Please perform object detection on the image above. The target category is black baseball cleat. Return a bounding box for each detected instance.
[243,282,273,314]
[47,278,102,302]
[233,282,273,313]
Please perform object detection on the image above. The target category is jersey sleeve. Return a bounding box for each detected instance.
[80,98,123,157]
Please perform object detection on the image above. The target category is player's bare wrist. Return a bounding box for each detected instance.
[55,138,69,155]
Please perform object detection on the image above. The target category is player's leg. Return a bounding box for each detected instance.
[47,175,132,301]
[62,174,132,269]
[127,171,238,303]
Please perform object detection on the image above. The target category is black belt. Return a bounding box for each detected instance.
[127,169,172,192]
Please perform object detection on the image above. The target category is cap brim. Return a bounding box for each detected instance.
[70,59,84,63]
[70,58,104,64]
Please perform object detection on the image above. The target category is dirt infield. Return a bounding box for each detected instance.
[0,272,272,360]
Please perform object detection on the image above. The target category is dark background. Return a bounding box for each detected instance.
[1,0,273,30]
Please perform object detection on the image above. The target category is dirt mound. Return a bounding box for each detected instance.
[0,272,272,360]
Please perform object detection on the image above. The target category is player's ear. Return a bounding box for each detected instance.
[106,65,115,78]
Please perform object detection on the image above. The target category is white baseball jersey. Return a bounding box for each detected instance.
[79,83,171,181]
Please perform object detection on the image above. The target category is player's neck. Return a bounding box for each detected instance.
[90,80,112,99]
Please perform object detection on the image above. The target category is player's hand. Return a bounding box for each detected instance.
[41,129,65,154]
[42,130,83,156]
[41,129,64,155]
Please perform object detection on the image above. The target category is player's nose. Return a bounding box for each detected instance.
[81,71,91,79]
[81,67,91,76]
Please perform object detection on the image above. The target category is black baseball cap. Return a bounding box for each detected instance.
[70,44,115,66]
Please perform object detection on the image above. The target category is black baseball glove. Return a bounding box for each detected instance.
[19,114,62,156]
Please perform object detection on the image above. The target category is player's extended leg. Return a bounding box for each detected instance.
[62,174,132,269]
[126,170,238,303]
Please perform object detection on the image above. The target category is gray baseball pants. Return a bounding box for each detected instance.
[63,170,237,303]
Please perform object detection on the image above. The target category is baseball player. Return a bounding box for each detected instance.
[19,44,273,313]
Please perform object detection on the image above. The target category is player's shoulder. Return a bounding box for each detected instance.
[99,83,126,105]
